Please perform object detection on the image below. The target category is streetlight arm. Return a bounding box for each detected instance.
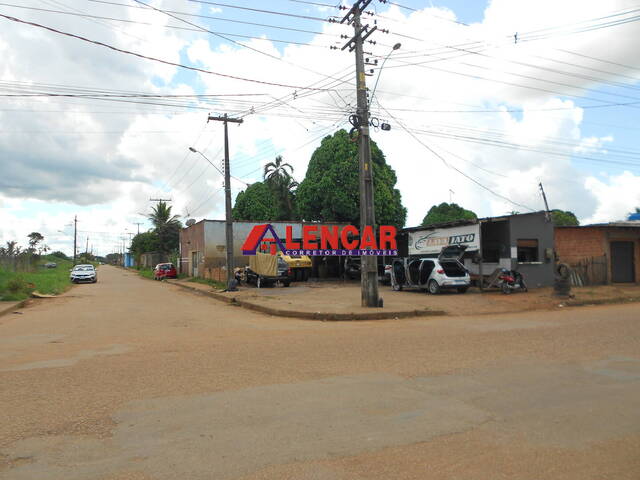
[368,43,401,109]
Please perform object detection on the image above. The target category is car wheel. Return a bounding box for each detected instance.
[284,281,290,287]
[257,276,262,288]
[392,282,402,291]
[428,280,440,294]
[457,286,468,293]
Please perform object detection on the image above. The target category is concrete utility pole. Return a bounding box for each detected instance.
[341,0,380,307]
[134,222,143,235]
[73,215,78,266]
[207,114,243,291]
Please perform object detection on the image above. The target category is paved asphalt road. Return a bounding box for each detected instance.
[1,265,639,479]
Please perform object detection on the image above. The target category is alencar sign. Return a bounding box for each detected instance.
[242,224,398,256]
[408,224,480,256]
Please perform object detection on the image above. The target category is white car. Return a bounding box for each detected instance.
[70,264,97,284]
[391,245,471,294]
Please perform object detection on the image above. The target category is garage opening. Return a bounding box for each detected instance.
[611,241,635,282]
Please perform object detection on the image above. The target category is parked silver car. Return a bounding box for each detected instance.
[70,264,97,284]
[390,245,470,294]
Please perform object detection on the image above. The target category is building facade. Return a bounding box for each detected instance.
[399,212,555,287]
[179,220,349,280]
[555,223,640,284]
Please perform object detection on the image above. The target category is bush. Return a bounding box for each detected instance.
[7,276,28,294]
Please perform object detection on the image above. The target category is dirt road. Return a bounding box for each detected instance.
[1,265,639,479]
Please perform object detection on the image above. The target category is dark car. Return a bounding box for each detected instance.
[343,256,361,280]
[154,263,177,280]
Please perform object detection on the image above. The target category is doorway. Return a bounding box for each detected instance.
[610,241,635,283]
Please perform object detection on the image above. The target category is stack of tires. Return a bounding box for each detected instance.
[554,263,572,297]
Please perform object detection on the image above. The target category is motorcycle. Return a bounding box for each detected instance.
[497,268,528,294]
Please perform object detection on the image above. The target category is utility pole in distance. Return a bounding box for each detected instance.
[539,182,551,221]
[341,0,380,307]
[73,215,78,266]
[208,113,243,291]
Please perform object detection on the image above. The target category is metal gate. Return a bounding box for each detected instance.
[611,241,635,283]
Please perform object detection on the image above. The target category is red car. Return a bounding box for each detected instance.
[153,263,177,280]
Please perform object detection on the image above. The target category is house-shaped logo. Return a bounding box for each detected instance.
[241,224,287,255]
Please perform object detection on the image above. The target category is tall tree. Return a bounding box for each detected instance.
[296,129,407,228]
[550,209,579,226]
[422,203,477,226]
[263,155,293,184]
[232,182,280,221]
[146,201,182,253]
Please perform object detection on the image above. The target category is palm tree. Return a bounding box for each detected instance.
[147,201,181,253]
[263,155,293,185]
[263,156,298,220]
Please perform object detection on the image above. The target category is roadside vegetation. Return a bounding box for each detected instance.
[0,253,73,301]
[187,277,226,290]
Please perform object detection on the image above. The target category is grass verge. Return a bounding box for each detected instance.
[0,256,73,301]
[188,277,226,290]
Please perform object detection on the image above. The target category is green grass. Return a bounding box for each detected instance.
[137,268,155,280]
[188,277,226,290]
[0,255,75,301]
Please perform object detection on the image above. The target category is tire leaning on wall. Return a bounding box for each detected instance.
[554,263,572,297]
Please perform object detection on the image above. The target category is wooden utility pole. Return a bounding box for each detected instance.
[341,0,380,307]
[208,114,243,291]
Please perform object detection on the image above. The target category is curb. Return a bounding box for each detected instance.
[0,299,29,318]
[565,296,640,308]
[166,280,445,321]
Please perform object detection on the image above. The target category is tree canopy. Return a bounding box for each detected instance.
[233,182,281,221]
[421,203,477,227]
[550,209,579,226]
[295,129,406,228]
[146,201,181,253]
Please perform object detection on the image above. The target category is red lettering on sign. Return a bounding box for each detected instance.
[360,226,377,249]
[320,226,339,249]
[341,225,359,249]
[302,225,318,250]
[379,225,397,249]
[285,226,300,250]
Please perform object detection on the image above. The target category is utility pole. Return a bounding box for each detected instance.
[134,222,143,235]
[539,182,550,220]
[341,0,380,307]
[73,215,78,266]
[208,113,243,291]
[85,236,89,256]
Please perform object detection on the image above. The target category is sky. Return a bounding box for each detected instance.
[1,0,639,256]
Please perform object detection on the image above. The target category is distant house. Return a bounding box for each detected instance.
[555,222,640,284]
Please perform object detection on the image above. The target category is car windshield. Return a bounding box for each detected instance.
[159,264,173,270]
[74,266,94,271]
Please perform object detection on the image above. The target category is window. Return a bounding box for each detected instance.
[517,239,539,262]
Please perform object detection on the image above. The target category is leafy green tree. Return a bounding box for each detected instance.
[232,182,280,221]
[27,232,44,253]
[146,201,182,253]
[296,129,407,228]
[550,209,579,226]
[421,203,477,227]
[129,231,160,264]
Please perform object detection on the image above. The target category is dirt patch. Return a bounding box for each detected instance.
[167,279,640,317]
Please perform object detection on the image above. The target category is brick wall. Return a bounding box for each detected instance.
[555,227,605,263]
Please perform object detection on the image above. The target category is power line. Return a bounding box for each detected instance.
[0,13,334,91]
